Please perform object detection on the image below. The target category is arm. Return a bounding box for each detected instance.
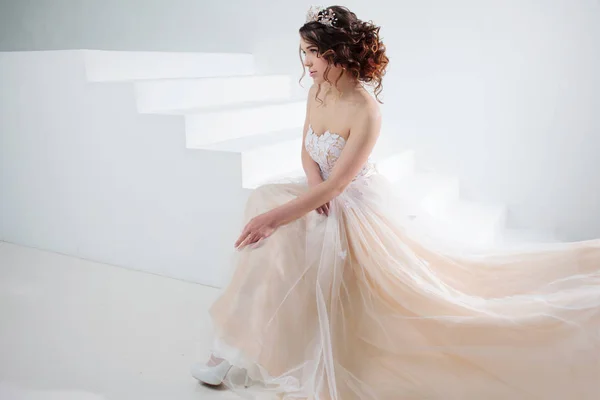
[302,85,324,186]
[234,103,381,249]
[271,109,382,227]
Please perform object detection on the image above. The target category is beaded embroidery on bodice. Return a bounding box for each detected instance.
[304,125,377,180]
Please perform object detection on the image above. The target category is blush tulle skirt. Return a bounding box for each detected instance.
[207,173,600,400]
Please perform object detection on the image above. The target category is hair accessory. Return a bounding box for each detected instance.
[306,6,339,28]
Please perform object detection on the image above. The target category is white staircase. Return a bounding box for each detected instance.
[134,75,293,113]
[0,50,559,289]
[198,128,303,189]
[184,100,306,146]
[83,50,556,251]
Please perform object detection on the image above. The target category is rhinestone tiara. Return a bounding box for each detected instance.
[306,5,339,28]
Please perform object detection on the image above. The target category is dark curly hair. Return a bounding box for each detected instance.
[299,5,389,103]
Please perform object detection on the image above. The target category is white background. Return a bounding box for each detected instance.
[1,0,599,288]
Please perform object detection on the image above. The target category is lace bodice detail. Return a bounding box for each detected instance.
[305,126,377,181]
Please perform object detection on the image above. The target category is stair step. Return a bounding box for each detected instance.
[432,200,508,246]
[196,129,303,189]
[198,127,300,152]
[135,75,292,113]
[185,100,305,147]
[83,50,255,82]
[394,173,461,217]
[143,97,306,115]
[499,228,561,246]
[373,150,416,183]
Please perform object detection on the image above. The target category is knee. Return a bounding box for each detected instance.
[247,183,277,203]
[244,184,280,217]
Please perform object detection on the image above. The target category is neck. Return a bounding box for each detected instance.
[321,73,362,97]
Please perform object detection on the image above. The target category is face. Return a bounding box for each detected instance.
[300,36,343,84]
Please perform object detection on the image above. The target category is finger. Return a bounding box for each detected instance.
[236,232,254,250]
[249,237,266,249]
[323,203,329,216]
[235,236,246,249]
[234,236,243,248]
[235,233,247,249]
[234,224,251,248]
[244,232,259,245]
[236,237,250,250]
[247,234,263,249]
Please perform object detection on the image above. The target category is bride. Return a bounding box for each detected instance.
[191,5,600,400]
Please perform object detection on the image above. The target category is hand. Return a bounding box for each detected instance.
[315,201,330,216]
[235,211,279,250]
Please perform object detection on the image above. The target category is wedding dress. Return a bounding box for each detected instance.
[207,125,600,399]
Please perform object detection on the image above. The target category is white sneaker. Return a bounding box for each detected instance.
[190,359,232,386]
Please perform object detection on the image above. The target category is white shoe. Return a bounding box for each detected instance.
[190,359,232,386]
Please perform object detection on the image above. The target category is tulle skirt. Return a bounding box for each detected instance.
[208,172,600,400]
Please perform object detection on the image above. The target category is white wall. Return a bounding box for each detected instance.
[0,0,255,52]
[1,0,599,240]
[0,51,248,288]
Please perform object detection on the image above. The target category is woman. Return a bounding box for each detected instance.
[191,5,600,400]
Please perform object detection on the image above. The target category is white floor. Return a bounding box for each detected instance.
[0,234,566,400]
[0,241,255,400]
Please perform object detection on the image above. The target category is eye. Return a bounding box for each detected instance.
[310,49,318,54]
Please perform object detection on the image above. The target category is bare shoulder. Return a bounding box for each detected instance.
[351,90,382,133]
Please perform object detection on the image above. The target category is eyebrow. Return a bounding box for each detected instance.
[300,45,317,51]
